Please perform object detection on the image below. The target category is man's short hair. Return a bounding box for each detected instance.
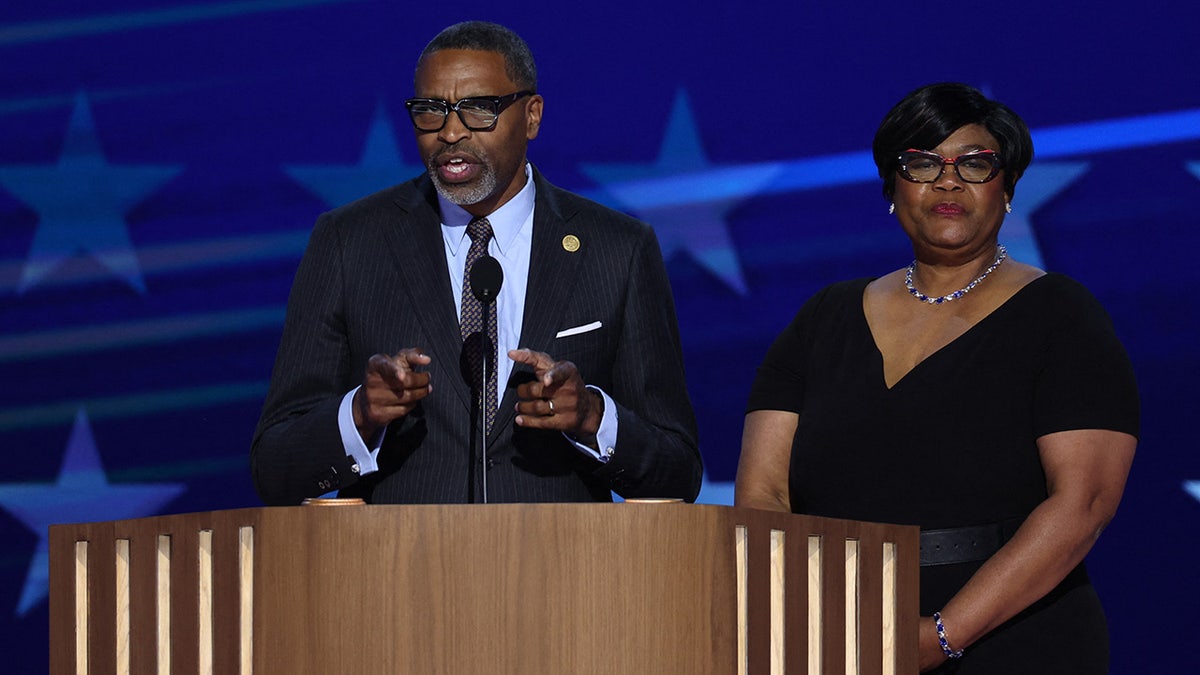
[418,21,537,91]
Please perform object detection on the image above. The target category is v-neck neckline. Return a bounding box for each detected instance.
[863,274,1050,391]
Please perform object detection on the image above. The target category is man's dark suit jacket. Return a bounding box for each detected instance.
[251,168,702,505]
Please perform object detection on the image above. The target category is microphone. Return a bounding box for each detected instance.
[470,255,503,303]
[469,254,502,503]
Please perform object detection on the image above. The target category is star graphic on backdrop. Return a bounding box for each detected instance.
[284,101,424,208]
[999,162,1089,269]
[1186,481,1200,504]
[580,89,783,295]
[0,92,182,295]
[0,409,186,616]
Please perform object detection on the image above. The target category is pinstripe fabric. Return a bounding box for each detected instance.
[251,168,703,505]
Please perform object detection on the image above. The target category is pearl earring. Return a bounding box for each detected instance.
[888,203,895,215]
[1005,202,1013,214]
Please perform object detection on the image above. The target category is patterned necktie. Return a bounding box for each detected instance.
[460,217,498,435]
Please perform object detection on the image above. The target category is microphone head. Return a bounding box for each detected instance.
[470,255,504,303]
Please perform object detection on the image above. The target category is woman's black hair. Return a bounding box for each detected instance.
[872,83,1033,201]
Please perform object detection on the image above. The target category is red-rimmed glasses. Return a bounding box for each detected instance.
[897,149,1003,184]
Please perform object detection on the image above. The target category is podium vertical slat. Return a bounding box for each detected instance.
[735,525,749,675]
[745,518,773,675]
[206,515,245,675]
[114,538,130,674]
[819,521,847,674]
[881,540,898,675]
[74,540,87,675]
[168,524,199,673]
[87,521,116,675]
[769,528,786,675]
[856,527,886,675]
[783,526,809,675]
[48,525,76,674]
[238,525,255,675]
[155,534,171,674]
[845,538,860,673]
[124,521,159,674]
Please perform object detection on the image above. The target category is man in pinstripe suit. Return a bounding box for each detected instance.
[251,21,701,505]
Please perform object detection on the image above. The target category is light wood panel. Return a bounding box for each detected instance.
[48,504,918,674]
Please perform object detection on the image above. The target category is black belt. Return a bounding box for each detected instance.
[919,518,1024,567]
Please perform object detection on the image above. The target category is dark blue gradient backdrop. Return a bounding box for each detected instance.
[2,2,1198,671]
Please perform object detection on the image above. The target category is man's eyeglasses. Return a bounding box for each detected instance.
[896,149,1003,184]
[404,91,536,132]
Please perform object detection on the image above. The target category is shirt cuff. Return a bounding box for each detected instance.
[338,386,383,475]
[561,385,617,463]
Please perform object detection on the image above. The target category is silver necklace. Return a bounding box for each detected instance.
[905,245,1008,305]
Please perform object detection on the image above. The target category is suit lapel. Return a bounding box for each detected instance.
[382,178,474,410]
[491,173,587,439]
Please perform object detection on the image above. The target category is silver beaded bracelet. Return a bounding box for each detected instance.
[933,611,964,659]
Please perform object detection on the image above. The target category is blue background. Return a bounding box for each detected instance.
[2,1,1198,671]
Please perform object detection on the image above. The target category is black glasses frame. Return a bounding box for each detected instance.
[896,149,1004,184]
[404,90,536,132]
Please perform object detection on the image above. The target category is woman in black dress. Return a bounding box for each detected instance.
[735,83,1138,673]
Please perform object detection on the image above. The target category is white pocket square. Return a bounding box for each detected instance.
[555,321,602,338]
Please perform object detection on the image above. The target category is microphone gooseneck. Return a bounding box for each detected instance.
[469,255,503,503]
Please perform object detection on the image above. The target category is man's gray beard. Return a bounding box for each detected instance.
[428,164,497,206]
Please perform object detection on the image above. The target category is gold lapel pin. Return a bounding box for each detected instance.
[562,235,581,252]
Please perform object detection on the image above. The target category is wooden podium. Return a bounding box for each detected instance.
[49,503,918,674]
